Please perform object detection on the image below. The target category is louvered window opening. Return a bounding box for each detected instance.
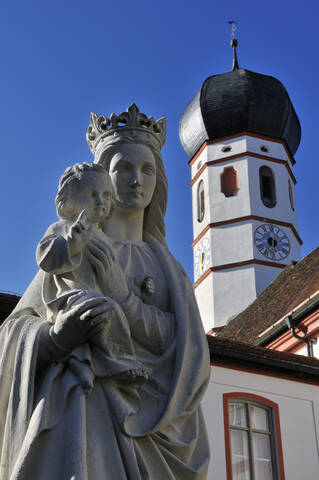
[260,166,276,208]
[197,181,205,222]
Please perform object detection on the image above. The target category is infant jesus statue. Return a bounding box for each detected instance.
[36,162,153,388]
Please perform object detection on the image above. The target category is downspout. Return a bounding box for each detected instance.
[285,315,314,357]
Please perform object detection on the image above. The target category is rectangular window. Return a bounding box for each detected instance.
[224,393,285,480]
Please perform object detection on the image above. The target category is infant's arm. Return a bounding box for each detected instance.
[36,220,82,274]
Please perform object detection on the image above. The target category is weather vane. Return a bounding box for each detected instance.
[228,20,237,39]
[228,20,239,71]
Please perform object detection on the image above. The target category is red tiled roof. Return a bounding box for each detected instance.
[218,247,319,344]
[281,270,319,315]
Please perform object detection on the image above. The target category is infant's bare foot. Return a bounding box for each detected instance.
[114,368,149,387]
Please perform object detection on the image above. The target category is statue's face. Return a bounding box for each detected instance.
[108,143,156,211]
[70,171,112,225]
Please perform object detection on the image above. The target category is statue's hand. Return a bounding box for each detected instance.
[51,296,115,352]
[87,239,131,304]
[67,210,93,257]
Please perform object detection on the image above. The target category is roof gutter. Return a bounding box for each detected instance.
[285,315,314,357]
[256,295,319,347]
[209,341,319,380]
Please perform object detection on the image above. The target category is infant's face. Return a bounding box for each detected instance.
[70,171,112,225]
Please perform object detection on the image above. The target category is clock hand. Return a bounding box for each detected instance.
[200,252,205,271]
[269,237,275,258]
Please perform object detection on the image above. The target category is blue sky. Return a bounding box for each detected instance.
[1,0,318,295]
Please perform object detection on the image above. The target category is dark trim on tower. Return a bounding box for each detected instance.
[190,151,296,187]
[188,132,296,167]
[192,216,302,247]
[194,260,286,289]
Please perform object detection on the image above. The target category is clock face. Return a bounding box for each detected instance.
[194,237,211,280]
[254,224,290,261]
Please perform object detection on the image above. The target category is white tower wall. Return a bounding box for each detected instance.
[211,266,257,328]
[207,158,251,222]
[248,157,298,227]
[191,134,301,332]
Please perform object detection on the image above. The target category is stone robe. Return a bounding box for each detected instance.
[0,235,210,479]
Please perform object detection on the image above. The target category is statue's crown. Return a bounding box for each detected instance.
[86,103,166,159]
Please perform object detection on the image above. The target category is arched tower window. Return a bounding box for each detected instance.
[197,180,205,222]
[259,166,276,208]
[221,166,238,197]
[288,179,295,211]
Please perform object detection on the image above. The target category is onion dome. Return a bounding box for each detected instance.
[179,40,301,159]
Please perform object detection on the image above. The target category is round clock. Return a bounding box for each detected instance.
[194,237,211,280]
[254,224,290,261]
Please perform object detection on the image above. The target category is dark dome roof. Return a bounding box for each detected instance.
[179,68,301,159]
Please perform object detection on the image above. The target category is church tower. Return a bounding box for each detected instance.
[179,39,301,333]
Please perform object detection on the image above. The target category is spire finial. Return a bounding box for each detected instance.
[228,20,239,71]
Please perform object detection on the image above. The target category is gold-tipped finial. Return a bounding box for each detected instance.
[228,20,239,71]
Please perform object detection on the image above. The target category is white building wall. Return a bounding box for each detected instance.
[193,219,298,330]
[190,135,300,330]
[194,274,214,332]
[295,341,319,359]
[202,365,319,480]
[195,262,287,331]
[247,155,298,230]
[245,135,293,167]
[192,165,210,240]
[191,135,298,242]
[211,223,254,267]
[190,136,246,179]
[193,231,212,282]
[190,147,208,180]
[212,267,257,328]
[207,158,251,223]
[209,219,299,270]
[254,263,283,296]
[311,340,319,358]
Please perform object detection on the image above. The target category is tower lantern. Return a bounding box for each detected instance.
[179,39,301,333]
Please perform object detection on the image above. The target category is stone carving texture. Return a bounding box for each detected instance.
[87,102,166,158]
[0,104,210,480]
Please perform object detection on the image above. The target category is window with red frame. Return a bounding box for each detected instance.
[220,166,238,197]
[224,393,285,480]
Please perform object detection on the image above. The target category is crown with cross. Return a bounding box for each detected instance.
[86,103,166,160]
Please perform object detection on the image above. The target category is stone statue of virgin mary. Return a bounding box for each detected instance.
[0,103,210,479]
